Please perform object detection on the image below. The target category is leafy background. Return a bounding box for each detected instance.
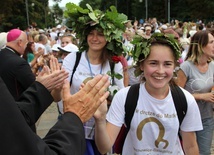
[0,0,213,31]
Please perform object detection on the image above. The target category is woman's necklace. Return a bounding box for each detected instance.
[85,52,102,77]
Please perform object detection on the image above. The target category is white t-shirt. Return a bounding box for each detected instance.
[107,83,203,155]
[62,51,124,94]
[61,51,125,139]
[127,57,140,85]
[45,41,52,54]
[50,31,57,41]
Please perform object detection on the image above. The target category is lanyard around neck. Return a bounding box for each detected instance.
[85,52,102,77]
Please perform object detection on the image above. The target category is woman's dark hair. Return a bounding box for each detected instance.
[178,22,183,28]
[197,23,204,31]
[23,42,34,60]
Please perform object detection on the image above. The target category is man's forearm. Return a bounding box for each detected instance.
[17,81,53,125]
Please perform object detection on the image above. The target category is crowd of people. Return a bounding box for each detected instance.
[0,2,214,155]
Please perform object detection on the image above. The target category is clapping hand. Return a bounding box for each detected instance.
[62,74,110,123]
[36,57,68,92]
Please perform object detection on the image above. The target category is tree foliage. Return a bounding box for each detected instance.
[51,4,63,26]
[79,0,102,10]
[0,0,23,31]
[77,0,213,23]
[0,0,63,31]
[52,0,62,3]
[0,0,213,32]
[130,0,213,22]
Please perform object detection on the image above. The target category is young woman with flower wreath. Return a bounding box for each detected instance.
[61,3,128,155]
[94,33,202,155]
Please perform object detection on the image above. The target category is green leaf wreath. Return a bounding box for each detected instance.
[131,32,182,76]
[64,3,128,56]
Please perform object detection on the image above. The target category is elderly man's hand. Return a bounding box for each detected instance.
[62,74,110,123]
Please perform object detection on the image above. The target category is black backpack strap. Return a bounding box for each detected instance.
[171,85,188,126]
[125,84,187,131]
[125,83,140,131]
[70,52,82,86]
[109,61,115,85]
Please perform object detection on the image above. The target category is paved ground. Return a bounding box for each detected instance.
[36,102,58,138]
[36,102,214,154]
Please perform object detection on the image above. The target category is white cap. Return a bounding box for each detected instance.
[161,24,168,30]
[51,44,60,52]
[39,29,45,33]
[140,27,144,30]
[189,30,197,37]
[191,26,196,30]
[154,29,161,33]
[58,43,79,53]
[56,24,62,29]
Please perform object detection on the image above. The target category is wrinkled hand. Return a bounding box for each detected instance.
[79,83,85,90]
[36,64,68,92]
[62,74,110,123]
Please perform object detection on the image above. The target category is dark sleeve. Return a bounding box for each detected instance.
[42,113,86,155]
[0,77,86,155]
[16,81,54,126]
[16,60,35,90]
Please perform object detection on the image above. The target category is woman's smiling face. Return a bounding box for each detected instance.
[87,29,107,52]
[141,44,175,91]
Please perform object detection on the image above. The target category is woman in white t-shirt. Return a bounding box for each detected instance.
[62,28,125,155]
[94,33,203,155]
[62,4,127,155]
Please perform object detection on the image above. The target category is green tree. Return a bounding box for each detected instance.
[0,0,25,31]
[79,0,102,10]
[170,0,189,21]
[32,0,50,28]
[186,0,214,22]
[131,0,144,20]
[1,0,214,32]
[0,0,51,31]
[52,0,62,2]
[100,0,115,11]
[51,4,63,27]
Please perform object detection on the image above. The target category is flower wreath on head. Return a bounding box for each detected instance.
[64,3,128,57]
[131,32,182,77]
